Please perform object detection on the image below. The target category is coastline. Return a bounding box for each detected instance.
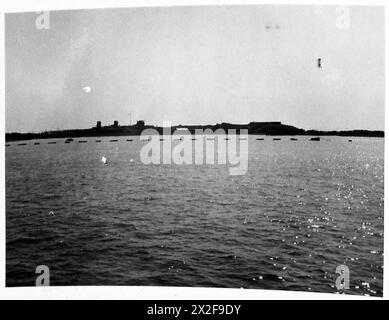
[5,121,384,142]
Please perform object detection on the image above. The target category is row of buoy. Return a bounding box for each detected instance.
[5,137,354,147]
[256,137,353,142]
[6,138,135,147]
[146,137,249,142]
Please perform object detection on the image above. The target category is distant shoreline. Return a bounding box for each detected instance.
[5,121,384,142]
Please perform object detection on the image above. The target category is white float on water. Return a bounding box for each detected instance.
[102,156,108,165]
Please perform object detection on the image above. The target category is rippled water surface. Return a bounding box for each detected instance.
[6,136,384,296]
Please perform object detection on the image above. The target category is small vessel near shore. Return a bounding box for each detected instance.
[310,137,320,141]
[65,138,74,143]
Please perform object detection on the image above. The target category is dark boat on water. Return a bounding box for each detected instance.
[310,137,320,141]
[273,138,281,141]
[65,138,74,143]
[290,138,298,141]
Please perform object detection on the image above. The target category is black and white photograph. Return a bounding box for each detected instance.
[4,3,385,297]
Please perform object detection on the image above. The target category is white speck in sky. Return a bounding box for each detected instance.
[83,86,91,93]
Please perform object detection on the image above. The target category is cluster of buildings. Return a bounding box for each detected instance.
[95,120,145,129]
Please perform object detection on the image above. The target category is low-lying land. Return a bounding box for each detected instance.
[5,121,384,142]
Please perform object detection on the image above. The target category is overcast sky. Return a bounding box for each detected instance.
[5,5,385,132]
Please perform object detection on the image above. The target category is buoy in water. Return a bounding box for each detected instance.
[102,156,108,165]
[49,211,54,216]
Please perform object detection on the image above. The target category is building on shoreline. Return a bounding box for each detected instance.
[5,120,384,142]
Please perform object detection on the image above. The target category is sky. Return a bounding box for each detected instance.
[5,5,385,132]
